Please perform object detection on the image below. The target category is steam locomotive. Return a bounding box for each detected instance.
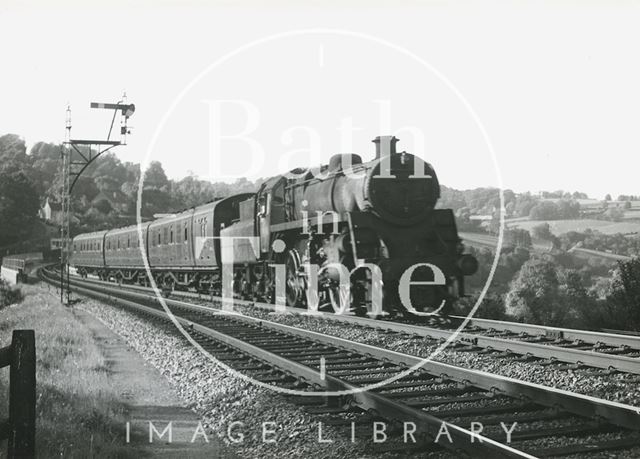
[70,136,478,316]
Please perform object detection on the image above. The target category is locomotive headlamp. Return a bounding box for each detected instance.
[458,254,479,276]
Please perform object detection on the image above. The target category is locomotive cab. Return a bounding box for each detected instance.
[256,176,287,254]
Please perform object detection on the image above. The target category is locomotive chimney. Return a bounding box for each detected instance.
[373,135,399,159]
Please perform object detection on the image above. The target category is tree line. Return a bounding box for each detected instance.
[0,133,260,249]
[458,245,640,332]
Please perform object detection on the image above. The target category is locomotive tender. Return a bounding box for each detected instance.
[70,136,478,316]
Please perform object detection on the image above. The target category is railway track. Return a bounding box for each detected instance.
[40,268,640,458]
[58,272,640,376]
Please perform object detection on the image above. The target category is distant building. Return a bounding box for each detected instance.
[39,197,63,224]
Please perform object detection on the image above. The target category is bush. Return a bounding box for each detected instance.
[504,259,572,326]
[529,201,559,220]
[602,258,640,331]
[458,294,507,320]
[531,222,553,240]
[601,208,624,222]
[0,278,23,308]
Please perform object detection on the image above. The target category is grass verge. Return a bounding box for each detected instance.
[0,283,139,458]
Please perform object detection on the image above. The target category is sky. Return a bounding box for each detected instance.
[1,0,639,199]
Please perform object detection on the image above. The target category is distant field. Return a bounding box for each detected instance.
[509,219,640,235]
[460,232,552,252]
[570,247,631,263]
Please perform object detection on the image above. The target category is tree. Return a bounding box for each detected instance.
[623,201,632,210]
[604,258,640,331]
[141,161,172,217]
[605,194,612,201]
[556,199,580,219]
[559,269,594,326]
[505,259,570,325]
[144,161,170,189]
[0,134,28,169]
[529,201,559,220]
[515,196,538,217]
[93,198,113,214]
[602,208,624,222]
[531,222,553,240]
[29,141,60,195]
[0,166,40,247]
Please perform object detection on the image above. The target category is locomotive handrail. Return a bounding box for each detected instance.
[0,330,36,459]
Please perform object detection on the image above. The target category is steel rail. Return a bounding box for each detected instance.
[54,274,537,458]
[450,315,640,350]
[55,272,640,374]
[43,269,640,433]
[162,298,640,432]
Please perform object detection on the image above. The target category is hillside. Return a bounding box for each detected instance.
[509,219,640,236]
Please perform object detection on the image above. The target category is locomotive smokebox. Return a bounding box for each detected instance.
[373,135,399,158]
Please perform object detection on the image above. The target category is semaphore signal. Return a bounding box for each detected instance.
[59,92,135,305]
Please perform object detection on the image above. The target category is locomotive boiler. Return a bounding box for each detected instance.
[220,135,478,315]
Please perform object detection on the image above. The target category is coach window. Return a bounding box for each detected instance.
[170,227,174,244]
[157,232,161,246]
[184,226,188,243]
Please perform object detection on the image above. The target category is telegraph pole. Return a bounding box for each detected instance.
[59,94,135,304]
